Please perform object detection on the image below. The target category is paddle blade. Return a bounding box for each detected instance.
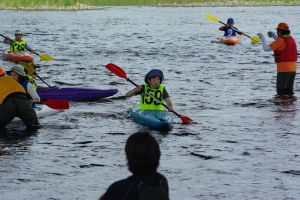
[39,54,55,61]
[205,13,220,23]
[179,115,197,124]
[250,36,261,43]
[19,62,34,73]
[42,99,69,110]
[105,63,128,80]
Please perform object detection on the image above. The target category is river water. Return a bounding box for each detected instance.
[1,6,300,200]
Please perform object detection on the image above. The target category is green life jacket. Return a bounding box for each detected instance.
[26,74,37,90]
[10,39,26,51]
[140,84,165,110]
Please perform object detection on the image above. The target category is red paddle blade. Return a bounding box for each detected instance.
[179,115,197,124]
[42,99,69,110]
[105,63,128,80]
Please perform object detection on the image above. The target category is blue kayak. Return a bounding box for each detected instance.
[130,102,174,130]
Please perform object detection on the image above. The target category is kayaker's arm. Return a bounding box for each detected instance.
[237,31,244,35]
[26,82,41,102]
[125,85,143,97]
[165,97,173,112]
[219,25,227,31]
[25,43,34,52]
[3,37,11,45]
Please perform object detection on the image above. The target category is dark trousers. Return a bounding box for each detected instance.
[0,94,38,128]
[276,72,296,95]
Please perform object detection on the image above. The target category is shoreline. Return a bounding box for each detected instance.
[0,3,102,11]
[0,2,299,11]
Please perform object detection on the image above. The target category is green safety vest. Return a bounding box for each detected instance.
[140,84,165,110]
[10,39,27,51]
[26,74,37,90]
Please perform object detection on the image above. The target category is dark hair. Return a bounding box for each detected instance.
[281,30,290,35]
[125,131,160,174]
[278,29,290,35]
[18,75,28,84]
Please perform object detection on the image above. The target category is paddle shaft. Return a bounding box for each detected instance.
[37,75,52,87]
[127,78,182,118]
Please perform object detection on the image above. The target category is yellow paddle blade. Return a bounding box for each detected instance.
[39,54,55,61]
[18,62,34,73]
[250,36,261,43]
[205,13,220,23]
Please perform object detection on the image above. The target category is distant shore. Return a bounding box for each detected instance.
[0,3,102,11]
[157,1,300,7]
[0,1,299,11]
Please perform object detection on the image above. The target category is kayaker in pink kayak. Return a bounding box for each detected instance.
[125,69,174,112]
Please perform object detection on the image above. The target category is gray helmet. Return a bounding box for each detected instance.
[15,30,22,35]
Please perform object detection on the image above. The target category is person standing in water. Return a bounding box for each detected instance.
[0,66,39,129]
[257,22,298,96]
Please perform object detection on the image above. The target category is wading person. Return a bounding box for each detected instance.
[0,66,39,129]
[257,22,298,96]
[98,131,169,200]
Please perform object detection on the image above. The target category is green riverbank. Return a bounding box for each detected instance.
[0,0,299,10]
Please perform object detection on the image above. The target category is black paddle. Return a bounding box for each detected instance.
[105,63,197,124]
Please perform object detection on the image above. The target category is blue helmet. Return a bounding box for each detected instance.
[144,69,164,84]
[227,18,234,23]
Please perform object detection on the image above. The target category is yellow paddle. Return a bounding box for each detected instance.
[0,34,55,61]
[19,62,52,87]
[19,62,35,73]
[205,13,261,43]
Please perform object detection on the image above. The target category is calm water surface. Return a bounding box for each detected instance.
[1,6,300,200]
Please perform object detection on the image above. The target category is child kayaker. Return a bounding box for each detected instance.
[125,69,173,112]
[219,18,244,36]
[3,30,34,53]
[24,63,44,90]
